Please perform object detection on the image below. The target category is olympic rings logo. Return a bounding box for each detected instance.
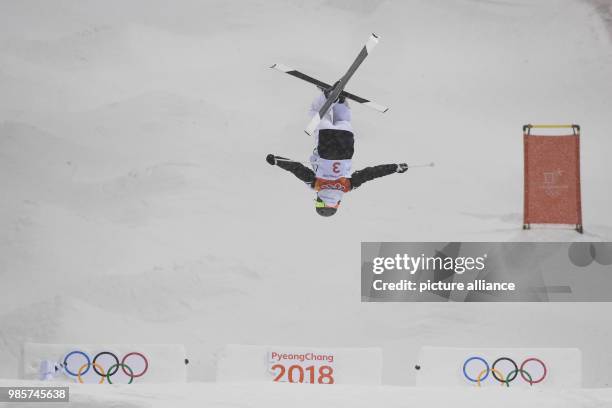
[463,356,547,387]
[62,350,149,384]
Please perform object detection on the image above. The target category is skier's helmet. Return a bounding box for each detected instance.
[315,196,339,217]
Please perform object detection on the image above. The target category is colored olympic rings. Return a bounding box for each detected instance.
[93,352,119,376]
[78,362,106,384]
[64,351,90,376]
[476,368,533,388]
[463,356,547,386]
[122,352,149,378]
[508,369,533,385]
[477,368,508,387]
[463,357,488,382]
[521,358,547,384]
[63,350,149,384]
[106,364,134,384]
[492,357,518,383]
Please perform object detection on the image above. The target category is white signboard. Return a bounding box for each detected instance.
[415,346,582,388]
[217,344,382,385]
[22,343,187,384]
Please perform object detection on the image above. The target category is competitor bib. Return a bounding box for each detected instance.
[315,158,352,180]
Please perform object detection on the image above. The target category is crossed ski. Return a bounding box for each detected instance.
[271,33,388,136]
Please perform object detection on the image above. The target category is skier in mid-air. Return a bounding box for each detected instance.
[266,90,408,217]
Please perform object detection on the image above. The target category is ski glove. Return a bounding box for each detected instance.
[396,163,408,173]
[267,154,292,166]
[266,154,277,165]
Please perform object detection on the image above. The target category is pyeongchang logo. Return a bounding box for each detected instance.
[320,183,345,191]
[372,253,487,275]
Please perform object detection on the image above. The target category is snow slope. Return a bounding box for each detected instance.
[1,379,612,408]
[1,0,612,405]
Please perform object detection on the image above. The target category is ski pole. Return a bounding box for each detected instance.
[274,158,314,165]
[408,162,435,169]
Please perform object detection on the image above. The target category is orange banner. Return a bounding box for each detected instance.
[523,132,582,231]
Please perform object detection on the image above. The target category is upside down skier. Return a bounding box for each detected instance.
[266,91,408,217]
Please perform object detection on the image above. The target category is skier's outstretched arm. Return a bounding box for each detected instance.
[350,163,408,189]
[266,154,315,184]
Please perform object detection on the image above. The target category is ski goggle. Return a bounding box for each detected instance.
[315,198,341,209]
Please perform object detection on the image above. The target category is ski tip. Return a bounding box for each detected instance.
[304,125,316,136]
[366,34,380,53]
[362,101,389,113]
[305,115,321,136]
[270,63,292,72]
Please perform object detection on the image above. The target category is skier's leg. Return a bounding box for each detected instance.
[309,92,334,136]
[309,92,333,121]
[332,101,353,133]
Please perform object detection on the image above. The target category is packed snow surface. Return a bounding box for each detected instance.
[1,379,612,408]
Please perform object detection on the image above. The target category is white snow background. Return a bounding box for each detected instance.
[1,0,612,406]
